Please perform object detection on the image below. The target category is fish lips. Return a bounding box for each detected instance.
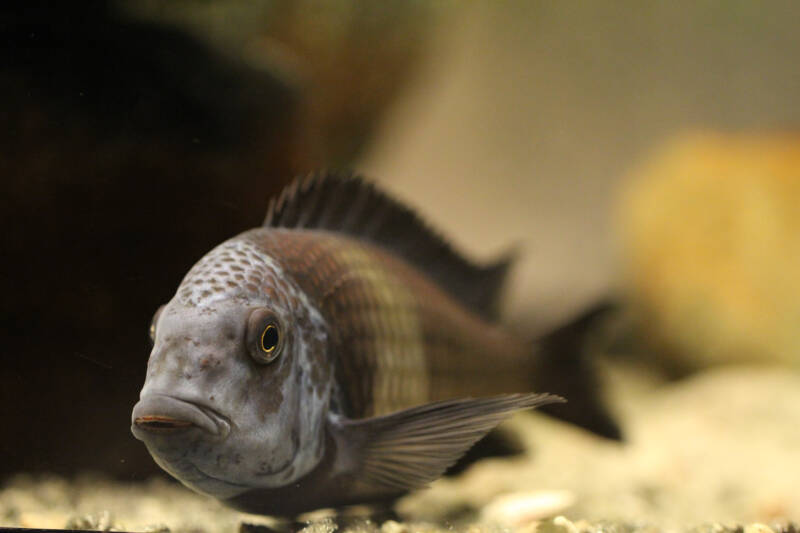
[132,394,230,440]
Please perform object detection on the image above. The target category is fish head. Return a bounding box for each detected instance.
[131,235,331,499]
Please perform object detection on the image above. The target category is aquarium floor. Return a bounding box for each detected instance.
[2,365,800,533]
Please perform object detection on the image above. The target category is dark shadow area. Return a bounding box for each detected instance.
[0,1,305,480]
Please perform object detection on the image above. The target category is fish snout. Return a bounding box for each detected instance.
[131,394,229,440]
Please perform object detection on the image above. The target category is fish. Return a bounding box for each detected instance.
[131,173,618,517]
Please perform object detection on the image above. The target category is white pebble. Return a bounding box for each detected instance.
[481,490,576,527]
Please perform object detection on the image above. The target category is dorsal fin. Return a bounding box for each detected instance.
[264,172,513,320]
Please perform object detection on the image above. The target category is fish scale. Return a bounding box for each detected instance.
[248,227,534,418]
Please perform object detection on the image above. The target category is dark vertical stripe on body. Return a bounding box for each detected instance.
[246,228,533,419]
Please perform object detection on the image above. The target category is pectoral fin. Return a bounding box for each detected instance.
[334,393,562,493]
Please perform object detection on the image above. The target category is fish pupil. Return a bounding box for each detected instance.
[261,324,279,353]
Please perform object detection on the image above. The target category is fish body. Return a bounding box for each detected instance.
[131,174,615,516]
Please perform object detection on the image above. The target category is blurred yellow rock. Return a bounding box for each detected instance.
[617,132,800,370]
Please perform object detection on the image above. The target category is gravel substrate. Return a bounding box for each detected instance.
[3,366,799,533]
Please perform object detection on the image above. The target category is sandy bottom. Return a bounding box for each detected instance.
[2,365,800,533]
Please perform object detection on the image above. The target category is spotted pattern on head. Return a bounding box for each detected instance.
[177,239,289,307]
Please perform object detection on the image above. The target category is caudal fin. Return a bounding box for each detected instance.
[532,300,622,440]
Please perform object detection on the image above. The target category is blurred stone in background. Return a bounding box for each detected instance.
[618,132,800,373]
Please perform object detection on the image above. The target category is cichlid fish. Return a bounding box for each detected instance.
[131,174,617,517]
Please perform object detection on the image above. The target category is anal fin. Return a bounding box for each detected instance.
[333,393,562,493]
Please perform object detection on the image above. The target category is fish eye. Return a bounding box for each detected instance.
[260,324,280,355]
[149,305,166,344]
[248,308,284,365]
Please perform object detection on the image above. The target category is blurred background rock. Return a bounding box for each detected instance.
[4,1,800,525]
[618,133,800,374]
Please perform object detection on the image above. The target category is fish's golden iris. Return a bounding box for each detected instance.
[260,324,280,356]
[149,304,165,345]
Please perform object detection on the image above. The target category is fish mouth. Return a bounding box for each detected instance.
[132,394,230,439]
[134,414,194,432]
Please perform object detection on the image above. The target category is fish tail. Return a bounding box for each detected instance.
[531,300,622,440]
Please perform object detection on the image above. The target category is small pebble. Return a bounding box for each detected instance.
[382,520,410,533]
[536,516,580,533]
[300,517,338,533]
[65,510,114,531]
[481,491,576,527]
[745,525,774,533]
